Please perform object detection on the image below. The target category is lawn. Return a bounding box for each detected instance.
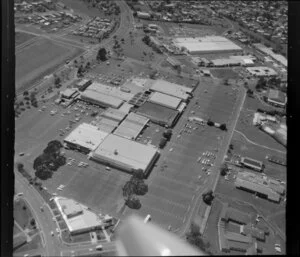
[15,32,35,46]
[71,232,91,243]
[14,233,42,254]
[16,38,83,93]
[210,68,240,80]
[14,199,33,229]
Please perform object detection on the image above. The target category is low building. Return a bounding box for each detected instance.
[91,117,119,134]
[91,134,159,176]
[148,92,182,110]
[240,157,263,172]
[267,89,286,107]
[60,89,78,99]
[75,79,92,92]
[137,11,151,19]
[267,155,286,166]
[101,108,127,123]
[64,123,109,153]
[235,171,281,202]
[54,197,107,235]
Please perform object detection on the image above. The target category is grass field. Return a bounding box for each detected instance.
[15,32,35,46]
[61,0,107,17]
[210,68,240,80]
[14,199,33,229]
[16,38,83,93]
[14,233,42,254]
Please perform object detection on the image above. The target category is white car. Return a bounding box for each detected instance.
[275,246,281,253]
[169,148,173,152]
[105,166,111,171]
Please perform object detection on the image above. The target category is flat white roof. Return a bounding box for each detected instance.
[148,92,182,109]
[61,88,77,98]
[93,134,158,172]
[81,90,123,108]
[173,36,242,53]
[64,123,109,151]
[54,197,103,233]
[150,79,192,100]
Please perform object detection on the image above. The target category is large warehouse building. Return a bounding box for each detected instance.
[173,36,242,54]
[113,112,149,140]
[148,92,182,110]
[91,134,159,176]
[64,123,109,153]
[149,79,193,101]
[81,82,134,108]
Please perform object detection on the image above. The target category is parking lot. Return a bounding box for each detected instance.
[123,76,243,230]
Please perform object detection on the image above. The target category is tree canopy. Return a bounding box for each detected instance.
[97,47,108,62]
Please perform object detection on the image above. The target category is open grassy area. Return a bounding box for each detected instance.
[71,232,91,243]
[15,32,35,46]
[16,38,83,93]
[14,199,33,229]
[14,233,42,254]
[210,68,240,80]
[61,0,108,17]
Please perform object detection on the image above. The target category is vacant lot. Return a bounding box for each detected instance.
[14,233,43,254]
[15,32,35,46]
[16,38,83,93]
[210,68,240,80]
[61,0,107,17]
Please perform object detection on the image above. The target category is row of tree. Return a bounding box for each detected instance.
[122,170,149,209]
[158,129,173,149]
[207,119,227,131]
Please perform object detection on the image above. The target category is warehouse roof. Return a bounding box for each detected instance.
[235,172,280,202]
[64,123,109,151]
[54,197,103,233]
[148,92,182,109]
[241,157,263,169]
[173,36,242,53]
[226,207,250,225]
[113,113,149,140]
[61,88,77,98]
[150,79,192,100]
[81,90,124,109]
[93,134,158,172]
[225,231,252,244]
[101,107,127,122]
[88,82,134,101]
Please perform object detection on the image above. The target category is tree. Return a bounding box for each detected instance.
[207,119,214,126]
[247,89,254,97]
[224,79,229,85]
[159,137,167,149]
[163,129,173,140]
[97,47,107,62]
[125,196,141,209]
[186,223,212,254]
[30,218,36,227]
[17,163,24,172]
[122,181,135,200]
[202,190,214,205]
[23,91,29,96]
[35,166,53,180]
[54,76,61,86]
[220,163,228,176]
[174,64,182,77]
[220,123,227,131]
